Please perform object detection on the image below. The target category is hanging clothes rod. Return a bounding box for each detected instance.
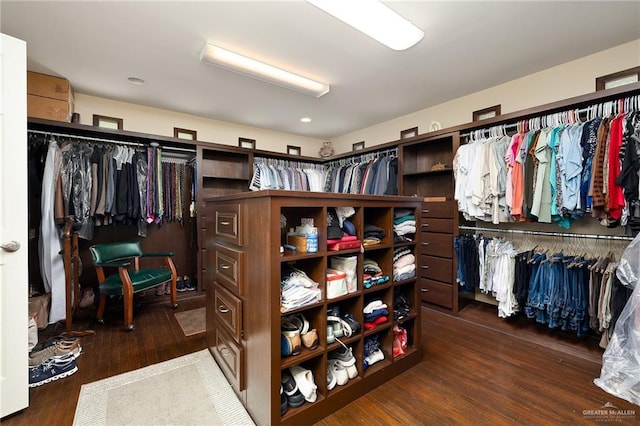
[28,129,197,153]
[460,106,591,138]
[459,94,639,139]
[458,225,634,241]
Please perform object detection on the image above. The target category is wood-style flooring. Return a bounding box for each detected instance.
[3,294,637,425]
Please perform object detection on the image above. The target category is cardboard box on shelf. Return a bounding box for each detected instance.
[27,71,72,101]
[27,94,72,122]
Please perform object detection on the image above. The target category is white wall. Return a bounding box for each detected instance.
[74,39,640,156]
[74,93,323,155]
[331,39,640,154]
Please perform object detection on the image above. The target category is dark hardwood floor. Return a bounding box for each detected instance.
[3,294,637,425]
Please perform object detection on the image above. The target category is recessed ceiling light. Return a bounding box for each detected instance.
[127,77,146,85]
[300,117,312,123]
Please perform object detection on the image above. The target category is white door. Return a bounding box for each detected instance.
[0,33,29,418]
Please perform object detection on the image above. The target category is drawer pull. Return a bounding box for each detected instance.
[421,242,429,246]
[220,221,231,226]
[422,209,430,214]
[422,223,429,227]
[421,288,429,292]
[218,305,230,313]
[220,264,231,270]
[421,265,429,269]
[220,347,229,356]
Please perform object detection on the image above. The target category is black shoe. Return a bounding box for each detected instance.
[281,370,305,408]
[340,312,361,337]
[280,385,288,416]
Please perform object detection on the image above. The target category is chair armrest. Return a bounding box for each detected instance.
[140,252,175,258]
[95,260,132,268]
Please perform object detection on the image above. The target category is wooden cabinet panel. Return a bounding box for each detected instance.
[214,203,243,246]
[215,244,245,295]
[419,278,453,308]
[421,201,453,218]
[420,233,453,258]
[214,283,243,343]
[418,255,452,283]
[421,218,453,233]
[211,325,245,392]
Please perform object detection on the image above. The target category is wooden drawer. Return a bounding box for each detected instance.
[419,278,453,308]
[420,233,453,258]
[214,203,242,246]
[214,244,245,295]
[211,326,245,392]
[421,201,453,219]
[418,255,452,283]
[420,218,453,233]
[214,283,243,343]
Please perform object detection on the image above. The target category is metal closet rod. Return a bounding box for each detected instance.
[28,129,197,153]
[459,94,639,139]
[458,225,634,241]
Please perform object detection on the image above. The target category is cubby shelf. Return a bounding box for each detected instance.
[204,190,422,426]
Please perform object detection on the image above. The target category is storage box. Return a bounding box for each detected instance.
[27,71,75,122]
[326,268,347,299]
[287,234,307,253]
[28,94,71,122]
[27,71,71,101]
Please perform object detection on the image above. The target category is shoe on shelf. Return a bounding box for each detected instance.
[340,312,361,337]
[281,370,305,408]
[301,328,319,350]
[176,277,186,292]
[29,339,82,367]
[288,313,310,335]
[290,365,318,403]
[29,353,78,388]
[327,325,335,345]
[331,345,358,379]
[327,366,337,391]
[364,348,385,368]
[331,320,344,339]
[327,304,341,322]
[287,313,319,350]
[281,320,301,357]
[280,385,288,416]
[327,359,348,386]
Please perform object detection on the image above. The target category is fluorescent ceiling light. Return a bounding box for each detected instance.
[200,43,330,98]
[308,0,424,51]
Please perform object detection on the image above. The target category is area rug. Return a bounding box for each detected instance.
[73,349,255,426]
[174,307,206,336]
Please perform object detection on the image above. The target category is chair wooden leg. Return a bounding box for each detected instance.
[123,290,134,331]
[96,294,107,324]
[169,276,178,308]
[119,270,135,332]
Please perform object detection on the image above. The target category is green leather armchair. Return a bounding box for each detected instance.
[89,241,178,331]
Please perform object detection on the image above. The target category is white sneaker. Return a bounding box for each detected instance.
[328,359,349,386]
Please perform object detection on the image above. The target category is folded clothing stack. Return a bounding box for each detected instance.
[393,209,416,243]
[393,247,416,282]
[363,224,385,247]
[363,258,389,289]
[327,235,361,251]
[280,267,322,313]
[363,300,388,330]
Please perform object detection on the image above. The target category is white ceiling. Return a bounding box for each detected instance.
[2,1,639,140]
